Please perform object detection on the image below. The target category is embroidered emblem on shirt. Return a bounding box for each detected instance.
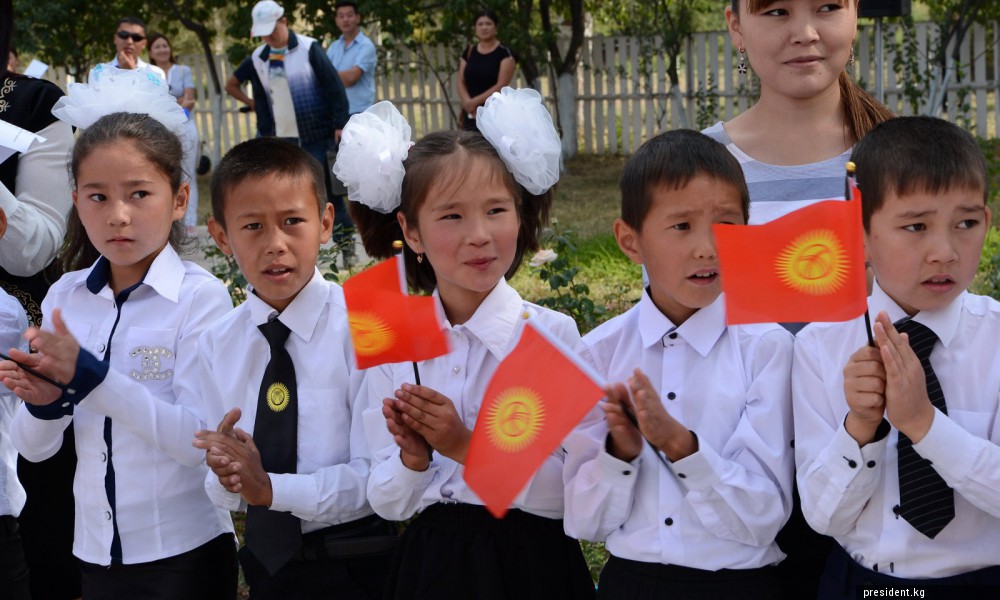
[267,383,290,412]
[128,346,175,381]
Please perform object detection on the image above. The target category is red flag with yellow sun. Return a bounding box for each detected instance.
[342,256,450,369]
[713,192,867,325]
[464,321,605,518]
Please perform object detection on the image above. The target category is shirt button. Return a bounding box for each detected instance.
[451,366,460,374]
[100,452,107,462]
[677,473,686,479]
[866,460,876,468]
[668,332,678,340]
[622,470,631,476]
[847,460,858,469]
[664,517,674,526]
[666,392,676,401]
[61,402,70,408]
[97,343,106,353]
[104,511,112,521]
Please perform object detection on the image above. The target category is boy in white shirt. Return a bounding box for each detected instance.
[794,116,1000,597]
[563,130,794,599]
[193,138,394,600]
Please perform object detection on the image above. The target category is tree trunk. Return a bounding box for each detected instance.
[557,72,576,159]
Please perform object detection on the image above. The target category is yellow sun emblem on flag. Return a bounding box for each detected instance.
[267,383,290,412]
[775,229,848,295]
[485,387,545,453]
[349,312,396,356]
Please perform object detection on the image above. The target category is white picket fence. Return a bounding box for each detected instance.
[57,20,995,161]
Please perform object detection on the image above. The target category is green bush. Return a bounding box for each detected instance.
[973,226,1000,299]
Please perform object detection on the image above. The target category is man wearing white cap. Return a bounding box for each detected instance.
[225,0,353,254]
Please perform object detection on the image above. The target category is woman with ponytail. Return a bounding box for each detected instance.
[703,2,894,598]
[703,0,893,225]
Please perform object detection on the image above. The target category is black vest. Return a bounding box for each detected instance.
[0,75,66,326]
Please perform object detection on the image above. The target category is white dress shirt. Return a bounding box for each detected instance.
[0,290,28,517]
[0,120,74,276]
[563,292,794,570]
[363,279,581,522]
[794,281,1000,578]
[199,270,373,533]
[11,246,234,566]
[105,57,166,81]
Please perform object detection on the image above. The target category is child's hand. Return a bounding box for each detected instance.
[23,309,81,386]
[392,383,472,465]
[873,312,936,443]
[193,408,246,493]
[382,398,432,471]
[601,382,642,462]
[197,426,273,507]
[629,369,697,462]
[843,344,887,446]
[0,352,63,406]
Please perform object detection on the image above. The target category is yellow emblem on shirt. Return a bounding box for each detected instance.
[775,229,848,296]
[267,383,290,412]
[485,387,545,453]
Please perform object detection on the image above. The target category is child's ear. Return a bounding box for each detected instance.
[319,202,335,244]
[613,218,643,266]
[397,211,424,255]
[172,182,190,222]
[207,217,233,257]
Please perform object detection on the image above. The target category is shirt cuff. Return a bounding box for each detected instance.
[670,437,721,492]
[65,349,109,403]
[816,420,887,488]
[597,436,641,482]
[268,473,317,516]
[0,183,18,217]
[911,408,981,485]
[388,449,438,486]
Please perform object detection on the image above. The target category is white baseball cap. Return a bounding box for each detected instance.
[251,0,285,37]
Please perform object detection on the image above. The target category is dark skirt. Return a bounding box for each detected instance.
[597,555,782,600]
[384,503,595,600]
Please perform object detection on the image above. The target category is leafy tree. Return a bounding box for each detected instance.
[590,0,716,129]
[918,0,1000,116]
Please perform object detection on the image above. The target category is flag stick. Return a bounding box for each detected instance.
[619,403,672,470]
[393,240,423,385]
[846,161,876,348]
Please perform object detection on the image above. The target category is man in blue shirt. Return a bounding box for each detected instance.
[326,1,377,116]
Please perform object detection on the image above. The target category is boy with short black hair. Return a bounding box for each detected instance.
[794,116,1000,597]
[563,129,794,599]
[194,137,393,600]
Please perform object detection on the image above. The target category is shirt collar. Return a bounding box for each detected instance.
[637,288,727,357]
[869,280,964,348]
[260,30,299,60]
[83,244,185,302]
[447,278,523,361]
[246,268,326,343]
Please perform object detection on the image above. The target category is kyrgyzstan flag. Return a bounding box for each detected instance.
[342,256,450,369]
[713,191,867,325]
[464,321,605,518]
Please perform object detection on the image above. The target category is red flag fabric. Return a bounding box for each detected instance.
[464,322,605,518]
[343,256,450,369]
[713,195,867,325]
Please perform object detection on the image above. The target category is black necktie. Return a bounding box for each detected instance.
[245,318,302,574]
[895,317,954,539]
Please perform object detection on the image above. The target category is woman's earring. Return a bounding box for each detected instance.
[848,46,855,67]
[416,253,424,264]
[737,47,747,75]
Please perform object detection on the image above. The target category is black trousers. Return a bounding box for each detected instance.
[819,544,1000,600]
[239,517,394,600]
[79,532,238,600]
[0,515,30,600]
[598,555,782,600]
